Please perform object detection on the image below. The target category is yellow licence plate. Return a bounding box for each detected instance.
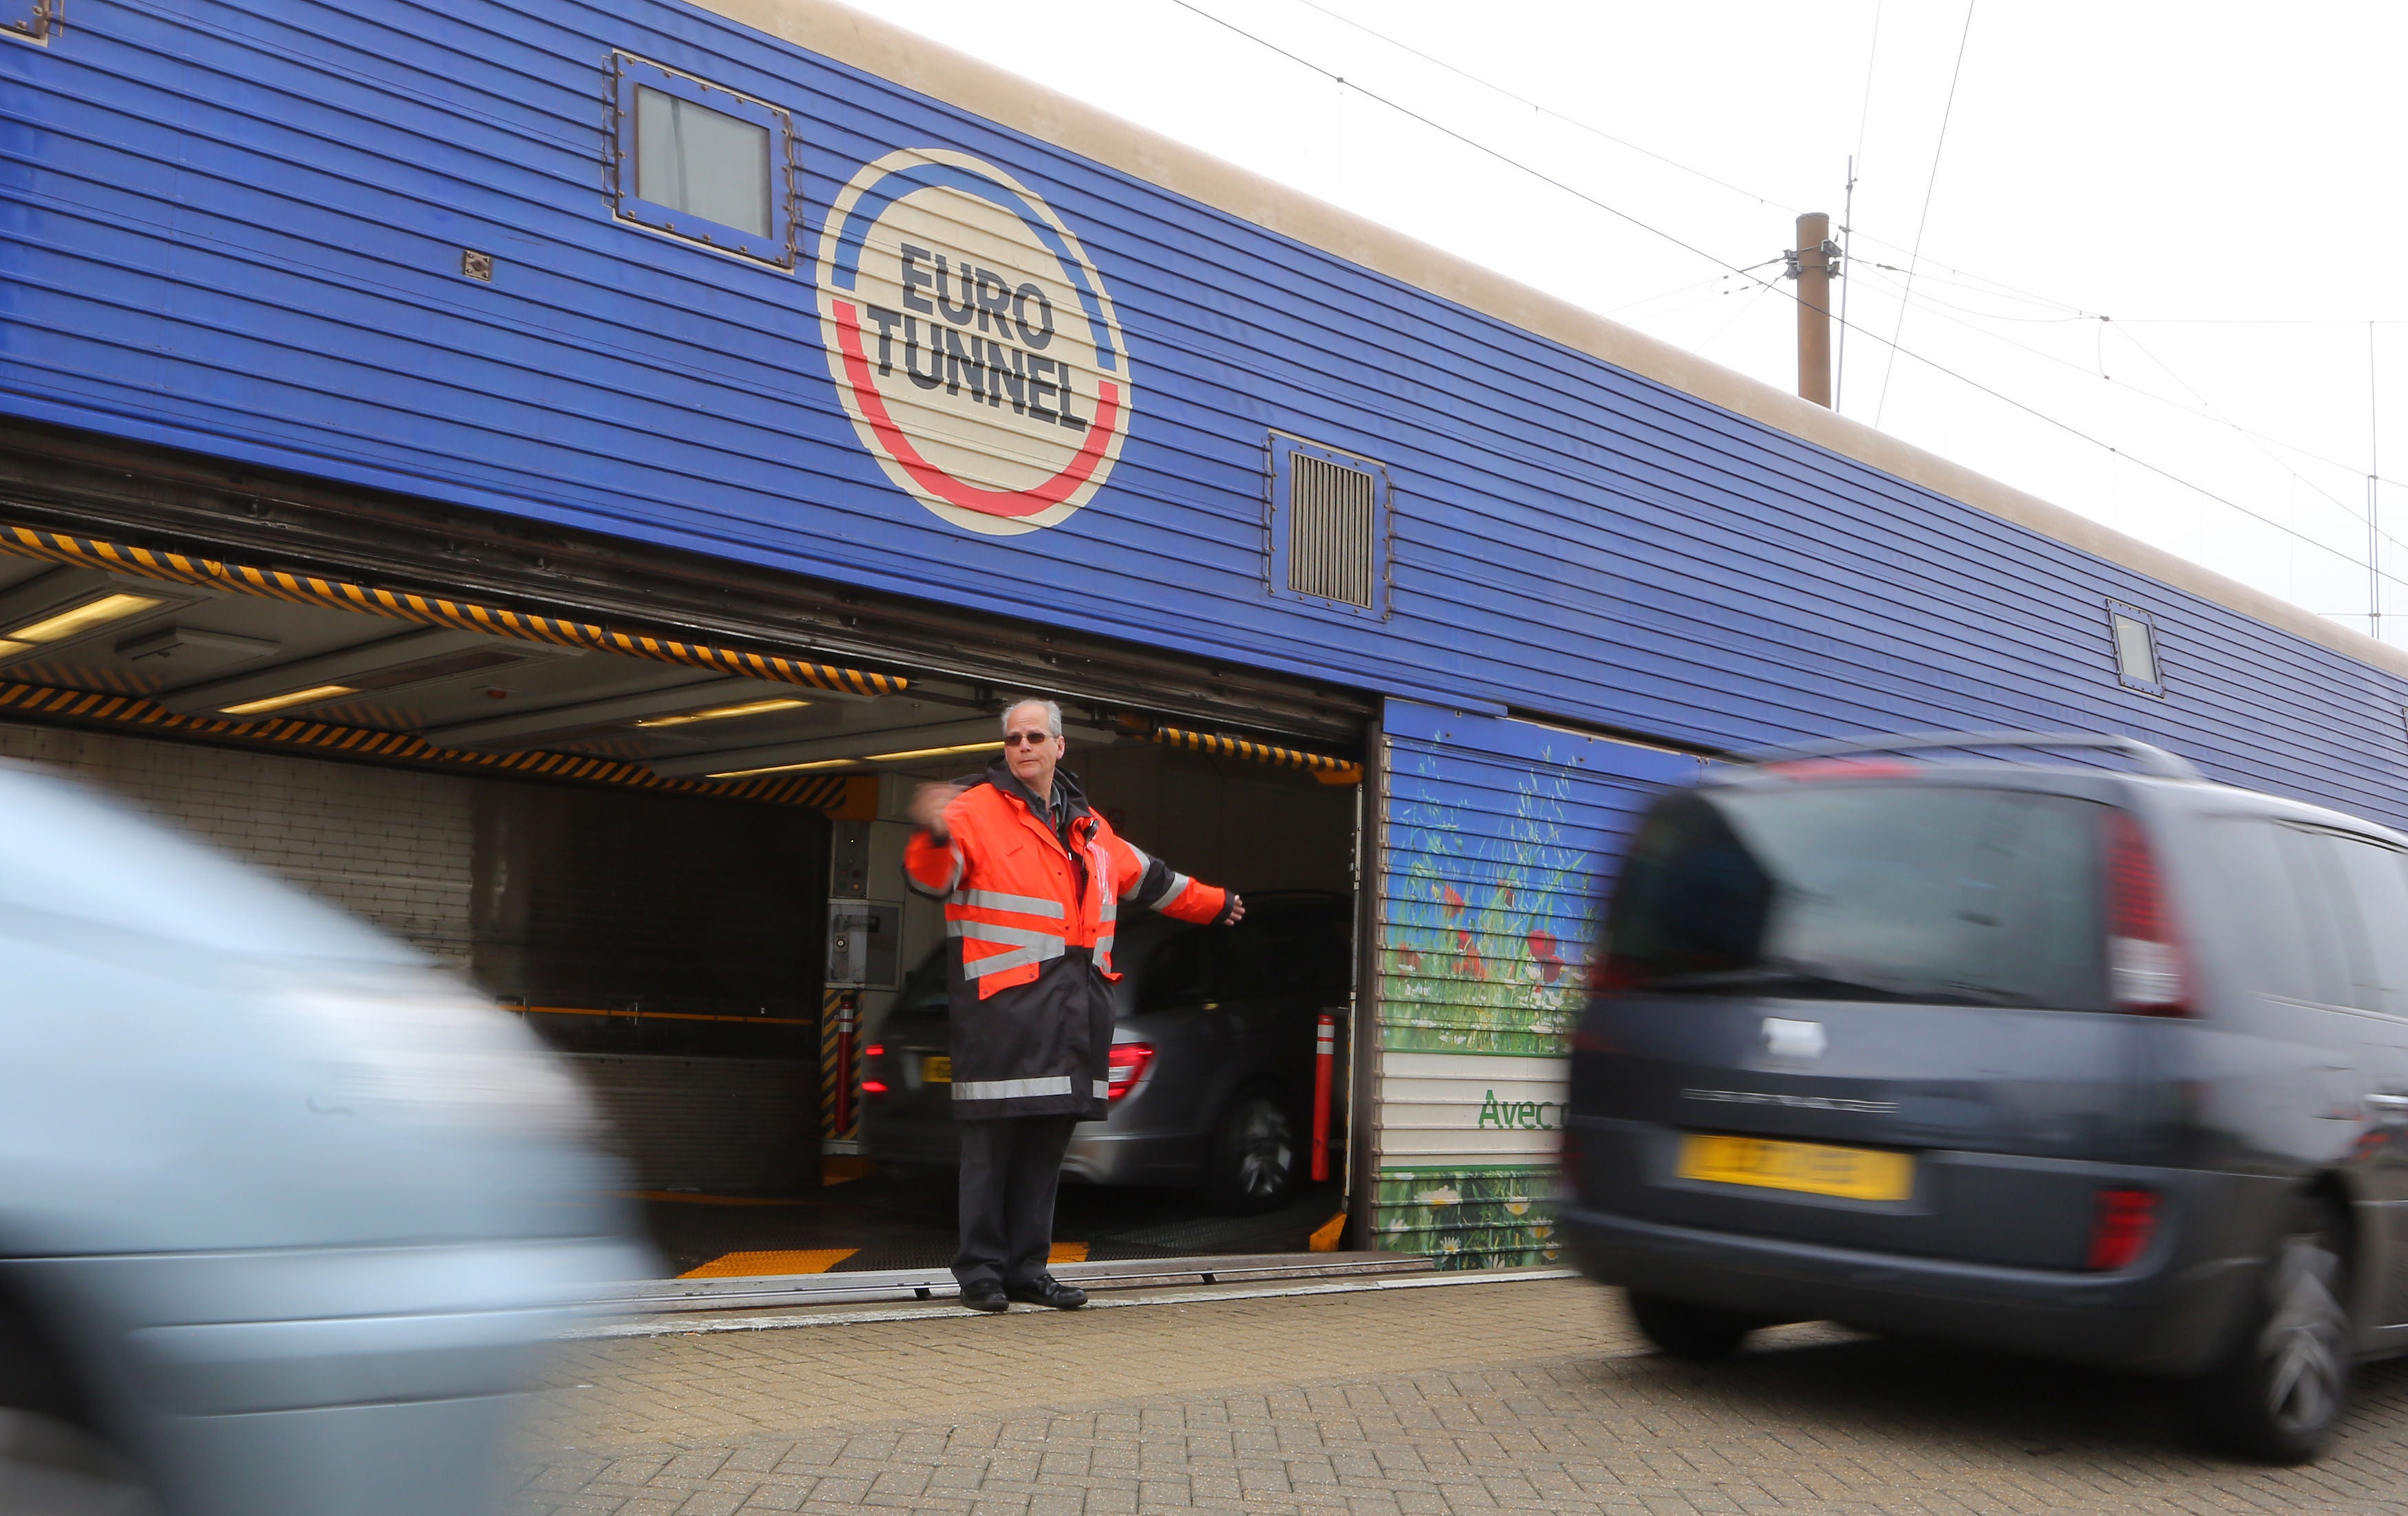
[1677,1134,1913,1201]
[921,1055,951,1084]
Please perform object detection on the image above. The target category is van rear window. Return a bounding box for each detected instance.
[1606,786,2107,1010]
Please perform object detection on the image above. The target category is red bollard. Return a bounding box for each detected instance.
[1311,1013,1336,1182]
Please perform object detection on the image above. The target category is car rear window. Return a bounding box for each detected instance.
[1605,785,2108,1010]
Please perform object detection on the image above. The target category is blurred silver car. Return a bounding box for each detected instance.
[0,761,646,1514]
[864,891,1351,1212]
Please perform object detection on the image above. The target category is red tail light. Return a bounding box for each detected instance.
[1591,955,1636,995]
[865,1043,884,1057]
[2105,810,2190,1015]
[2086,1187,2158,1269]
[861,1079,890,1096]
[1106,1041,1155,1101]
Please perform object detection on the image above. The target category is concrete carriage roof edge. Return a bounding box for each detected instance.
[691,0,2408,687]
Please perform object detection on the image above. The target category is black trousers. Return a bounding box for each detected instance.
[952,1113,1078,1289]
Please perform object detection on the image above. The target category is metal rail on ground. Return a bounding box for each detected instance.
[601,1250,1433,1316]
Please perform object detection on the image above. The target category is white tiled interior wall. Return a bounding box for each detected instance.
[0,722,475,966]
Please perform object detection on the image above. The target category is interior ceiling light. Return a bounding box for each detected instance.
[4,591,166,647]
[632,697,811,728]
[705,757,857,780]
[208,646,532,719]
[702,739,1004,782]
[220,684,358,717]
[866,740,1004,764]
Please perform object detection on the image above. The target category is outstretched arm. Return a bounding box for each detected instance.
[1104,832,1243,925]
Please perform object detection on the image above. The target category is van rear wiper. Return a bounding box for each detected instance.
[1638,967,1917,1001]
[1637,966,2032,1008]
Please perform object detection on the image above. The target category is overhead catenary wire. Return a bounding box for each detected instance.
[1837,1,1883,409]
[1277,0,1801,215]
[1849,261,2408,536]
[1871,0,1976,428]
[1605,258,1785,319]
[1267,0,2398,336]
[1260,0,2404,336]
[1693,275,1784,358]
[2372,323,2384,640]
[1163,0,2405,618]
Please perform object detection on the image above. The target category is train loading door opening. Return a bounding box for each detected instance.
[0,516,1369,1281]
[718,702,1368,1282]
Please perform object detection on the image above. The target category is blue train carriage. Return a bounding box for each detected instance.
[3,0,2405,1266]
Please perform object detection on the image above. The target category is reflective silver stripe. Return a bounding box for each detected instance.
[1095,933,1114,958]
[1117,844,1152,900]
[1092,1081,1110,1098]
[961,938,1071,977]
[1158,871,1193,909]
[909,843,967,898]
[957,889,1065,918]
[963,946,1041,977]
[1092,841,1119,923]
[956,920,1066,951]
[952,1076,1075,1101]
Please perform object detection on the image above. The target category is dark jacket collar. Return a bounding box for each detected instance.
[976,758,1093,829]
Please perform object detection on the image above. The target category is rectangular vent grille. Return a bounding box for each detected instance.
[1286,453,1378,607]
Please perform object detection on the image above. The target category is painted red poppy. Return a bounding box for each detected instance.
[1527,929,1564,984]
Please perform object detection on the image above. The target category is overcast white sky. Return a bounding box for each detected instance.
[848,0,2408,643]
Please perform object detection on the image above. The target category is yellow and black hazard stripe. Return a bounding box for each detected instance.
[1150,724,1362,783]
[0,523,905,697]
[0,681,875,812]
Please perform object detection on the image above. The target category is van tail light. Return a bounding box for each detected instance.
[2105,810,2191,1015]
[1106,1041,1155,1101]
[2085,1188,2159,1270]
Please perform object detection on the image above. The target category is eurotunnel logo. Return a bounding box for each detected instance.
[816,149,1134,537]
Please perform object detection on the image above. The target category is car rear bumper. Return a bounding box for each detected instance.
[1062,1127,1198,1187]
[1561,1183,2272,1376]
[866,1109,1199,1188]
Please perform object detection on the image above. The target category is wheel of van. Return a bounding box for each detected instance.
[1203,1093,1298,1215]
[2187,1196,2354,1464]
[1626,1292,1762,1360]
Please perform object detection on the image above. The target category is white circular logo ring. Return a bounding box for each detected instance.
[816,149,1135,536]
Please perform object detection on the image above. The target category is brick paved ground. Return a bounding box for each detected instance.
[508,1277,2408,1515]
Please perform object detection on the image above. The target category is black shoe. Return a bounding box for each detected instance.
[1004,1273,1087,1309]
[960,1279,1009,1312]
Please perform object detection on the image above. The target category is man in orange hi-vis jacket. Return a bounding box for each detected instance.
[905,696,1243,1312]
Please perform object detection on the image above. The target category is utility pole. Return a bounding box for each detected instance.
[1787,212,1840,407]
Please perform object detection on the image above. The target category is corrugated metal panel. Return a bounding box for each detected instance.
[1371,699,1703,1267]
[3,0,2406,833]
[565,1053,816,1191]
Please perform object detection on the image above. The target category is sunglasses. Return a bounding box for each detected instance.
[1002,731,1057,747]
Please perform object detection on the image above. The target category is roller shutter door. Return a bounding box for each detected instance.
[1369,699,1704,1267]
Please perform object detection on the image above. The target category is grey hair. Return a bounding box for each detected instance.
[1000,697,1064,738]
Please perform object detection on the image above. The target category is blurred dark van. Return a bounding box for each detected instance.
[1564,730,2408,1463]
[865,891,1351,1213]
